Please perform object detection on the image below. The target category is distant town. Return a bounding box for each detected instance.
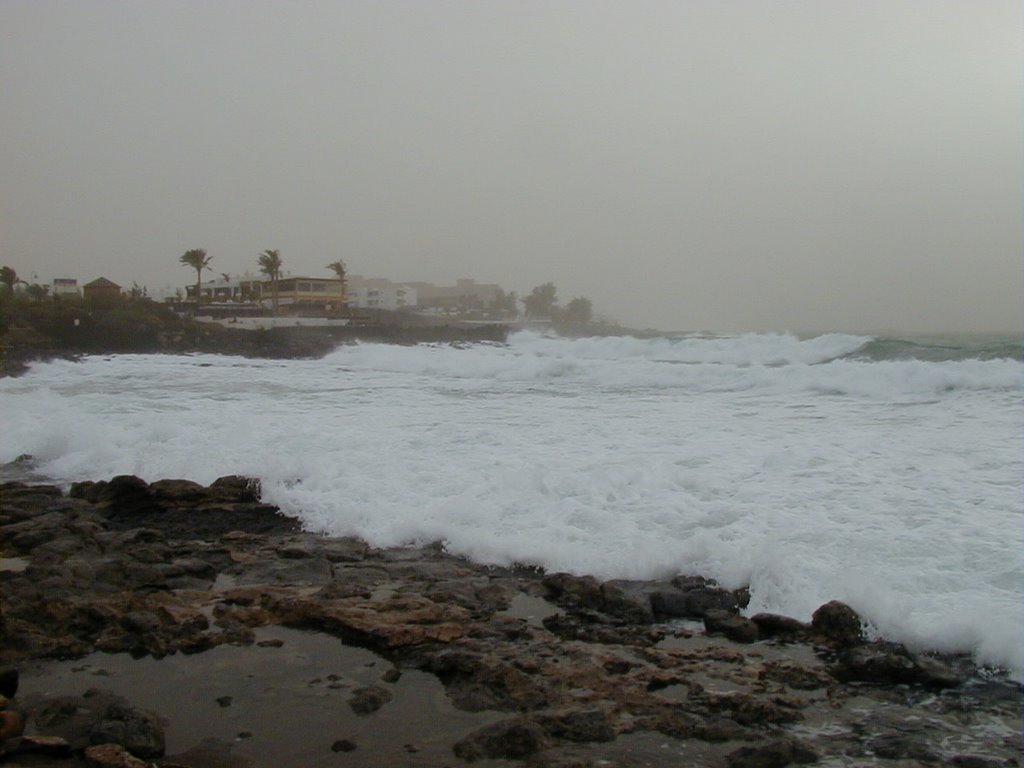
[1,254,597,329]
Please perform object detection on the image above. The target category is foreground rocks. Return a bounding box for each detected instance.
[1,476,1020,767]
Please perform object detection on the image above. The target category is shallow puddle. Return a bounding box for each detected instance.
[18,625,511,767]
[497,592,560,626]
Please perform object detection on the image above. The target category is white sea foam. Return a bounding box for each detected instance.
[1,332,1021,676]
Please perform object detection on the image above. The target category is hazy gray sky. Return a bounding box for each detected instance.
[1,0,1020,332]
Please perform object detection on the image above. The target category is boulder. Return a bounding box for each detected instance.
[89,701,166,758]
[599,581,655,624]
[86,476,161,519]
[867,732,939,762]
[750,613,811,639]
[533,709,615,743]
[209,475,262,502]
[810,601,863,646]
[725,737,819,768]
[452,718,550,761]
[650,577,746,619]
[704,609,760,643]
[832,646,962,689]
[430,650,550,711]
[541,573,604,611]
[347,686,393,715]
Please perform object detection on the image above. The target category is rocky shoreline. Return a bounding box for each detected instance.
[1,476,1020,767]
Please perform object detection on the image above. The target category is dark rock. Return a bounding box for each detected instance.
[912,655,963,689]
[319,537,369,563]
[452,718,550,761]
[215,697,232,708]
[833,646,962,689]
[704,609,760,643]
[685,587,743,616]
[541,613,656,647]
[12,734,72,757]
[672,574,713,591]
[759,661,831,690]
[331,739,357,752]
[650,579,744,619]
[430,650,550,711]
[750,613,811,638]
[832,645,910,685]
[868,732,939,762]
[599,581,655,624]
[602,659,635,675]
[90,700,166,758]
[380,668,402,683]
[725,737,819,768]
[230,552,332,586]
[210,475,261,502]
[150,479,207,503]
[950,756,1007,768]
[534,709,615,743]
[541,573,604,611]
[347,685,393,715]
[649,588,690,618]
[692,717,755,743]
[93,475,162,519]
[0,669,18,698]
[810,601,863,646]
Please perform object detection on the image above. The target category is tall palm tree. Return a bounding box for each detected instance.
[325,259,346,281]
[257,249,283,315]
[179,249,212,313]
[325,260,347,307]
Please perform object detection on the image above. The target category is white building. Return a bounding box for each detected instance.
[52,278,79,296]
[347,284,417,311]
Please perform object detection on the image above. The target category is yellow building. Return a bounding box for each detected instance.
[238,276,347,315]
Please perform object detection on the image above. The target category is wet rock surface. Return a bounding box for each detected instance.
[1,477,1021,767]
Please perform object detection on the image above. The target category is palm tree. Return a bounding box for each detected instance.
[325,260,346,281]
[257,249,283,315]
[325,260,347,308]
[179,249,212,313]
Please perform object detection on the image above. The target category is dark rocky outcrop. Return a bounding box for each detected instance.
[0,294,510,377]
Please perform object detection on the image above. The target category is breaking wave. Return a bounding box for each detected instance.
[1,331,1021,676]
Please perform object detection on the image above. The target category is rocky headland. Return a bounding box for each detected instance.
[0,296,508,378]
[0,476,1020,767]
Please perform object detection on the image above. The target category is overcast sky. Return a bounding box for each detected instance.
[1,1,1020,333]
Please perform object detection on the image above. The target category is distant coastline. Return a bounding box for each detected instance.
[0,292,678,377]
[0,295,514,378]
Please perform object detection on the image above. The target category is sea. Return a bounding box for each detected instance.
[1,330,1021,677]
